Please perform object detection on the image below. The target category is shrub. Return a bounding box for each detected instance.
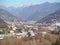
[55,39,60,45]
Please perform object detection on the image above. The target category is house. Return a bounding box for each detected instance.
[24,24,38,30]
[28,30,35,36]
[0,34,4,39]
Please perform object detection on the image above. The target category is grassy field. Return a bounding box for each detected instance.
[0,33,59,45]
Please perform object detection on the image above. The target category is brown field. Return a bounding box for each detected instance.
[0,33,59,45]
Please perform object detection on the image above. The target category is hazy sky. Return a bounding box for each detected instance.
[0,0,60,7]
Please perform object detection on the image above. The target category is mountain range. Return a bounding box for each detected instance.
[8,2,60,21]
[0,2,60,21]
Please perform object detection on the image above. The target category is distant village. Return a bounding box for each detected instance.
[0,19,60,39]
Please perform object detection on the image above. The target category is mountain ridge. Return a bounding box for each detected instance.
[0,9,19,22]
[37,10,60,23]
